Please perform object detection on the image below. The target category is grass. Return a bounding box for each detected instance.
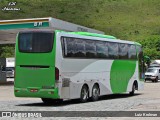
[0,0,159,39]
[0,0,160,58]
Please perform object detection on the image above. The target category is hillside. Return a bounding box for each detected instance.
[0,0,160,59]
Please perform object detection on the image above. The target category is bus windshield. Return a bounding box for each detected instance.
[18,32,54,53]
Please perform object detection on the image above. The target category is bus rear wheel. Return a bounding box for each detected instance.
[80,85,89,103]
[91,84,100,101]
[41,98,63,104]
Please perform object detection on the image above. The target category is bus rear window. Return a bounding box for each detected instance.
[18,32,53,53]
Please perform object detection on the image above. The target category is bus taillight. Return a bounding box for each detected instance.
[55,67,59,80]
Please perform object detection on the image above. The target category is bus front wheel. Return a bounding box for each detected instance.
[129,83,136,96]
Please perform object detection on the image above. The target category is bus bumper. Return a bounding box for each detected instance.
[14,87,60,99]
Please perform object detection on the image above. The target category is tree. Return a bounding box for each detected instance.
[0,45,15,58]
[137,36,160,60]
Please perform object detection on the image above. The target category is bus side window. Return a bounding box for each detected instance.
[108,42,119,59]
[96,41,108,58]
[64,37,76,57]
[128,45,136,59]
[75,39,86,57]
[119,43,128,59]
[61,37,66,57]
[85,40,96,58]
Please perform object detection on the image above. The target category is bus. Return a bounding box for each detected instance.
[14,30,144,103]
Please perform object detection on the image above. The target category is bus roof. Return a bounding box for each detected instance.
[18,30,142,46]
[56,31,141,45]
[71,32,116,39]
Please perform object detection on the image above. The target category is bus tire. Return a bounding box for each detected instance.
[80,85,89,103]
[129,83,136,96]
[91,84,100,101]
[41,98,63,104]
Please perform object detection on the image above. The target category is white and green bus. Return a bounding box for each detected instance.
[14,30,144,103]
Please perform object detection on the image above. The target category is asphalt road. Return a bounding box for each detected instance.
[0,80,160,119]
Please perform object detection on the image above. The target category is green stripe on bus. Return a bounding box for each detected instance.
[110,60,136,93]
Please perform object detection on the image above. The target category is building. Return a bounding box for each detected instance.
[0,17,104,44]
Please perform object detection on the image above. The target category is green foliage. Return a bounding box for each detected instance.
[0,0,160,59]
[0,45,15,58]
[137,36,160,59]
